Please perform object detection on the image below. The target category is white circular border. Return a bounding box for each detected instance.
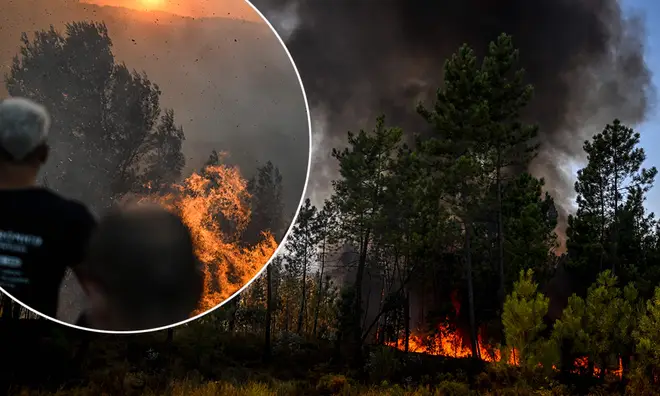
[0,0,312,335]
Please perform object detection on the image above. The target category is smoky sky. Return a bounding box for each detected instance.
[253,0,654,223]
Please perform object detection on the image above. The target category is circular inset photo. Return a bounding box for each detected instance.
[0,0,310,332]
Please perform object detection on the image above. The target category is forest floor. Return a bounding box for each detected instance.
[0,320,646,396]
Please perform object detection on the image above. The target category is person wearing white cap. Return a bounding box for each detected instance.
[0,97,96,319]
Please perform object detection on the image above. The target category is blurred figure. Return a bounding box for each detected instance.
[76,204,204,331]
[0,97,96,318]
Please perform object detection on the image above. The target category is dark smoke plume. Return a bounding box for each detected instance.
[254,0,654,228]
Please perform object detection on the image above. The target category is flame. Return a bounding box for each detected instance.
[385,290,623,378]
[386,326,623,378]
[137,163,277,313]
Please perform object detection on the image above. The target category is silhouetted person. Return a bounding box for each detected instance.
[0,97,96,318]
[76,204,203,331]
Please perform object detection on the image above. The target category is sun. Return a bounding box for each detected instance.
[139,0,164,10]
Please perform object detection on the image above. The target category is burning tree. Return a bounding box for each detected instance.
[139,154,278,313]
[5,21,280,314]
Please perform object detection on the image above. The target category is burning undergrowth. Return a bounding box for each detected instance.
[384,290,624,380]
[136,158,277,313]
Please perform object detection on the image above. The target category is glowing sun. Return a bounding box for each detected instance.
[139,0,164,10]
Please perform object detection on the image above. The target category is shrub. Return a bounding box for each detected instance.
[316,374,350,395]
[366,347,402,383]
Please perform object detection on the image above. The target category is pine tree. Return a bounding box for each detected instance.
[331,116,402,363]
[567,120,657,288]
[284,199,319,334]
[418,44,491,359]
[480,34,539,310]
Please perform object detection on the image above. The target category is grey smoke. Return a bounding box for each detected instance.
[253,0,654,225]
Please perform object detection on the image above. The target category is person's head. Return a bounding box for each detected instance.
[0,97,50,187]
[78,203,204,331]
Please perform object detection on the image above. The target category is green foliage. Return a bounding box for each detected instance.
[633,286,660,369]
[366,347,402,383]
[331,115,402,245]
[502,175,559,288]
[502,270,557,372]
[566,119,658,291]
[245,161,286,243]
[551,295,589,358]
[583,272,639,372]
[5,22,185,208]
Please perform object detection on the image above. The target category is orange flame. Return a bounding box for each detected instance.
[387,326,623,378]
[385,290,622,378]
[138,163,277,313]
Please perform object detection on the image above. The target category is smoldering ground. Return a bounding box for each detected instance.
[253,0,654,225]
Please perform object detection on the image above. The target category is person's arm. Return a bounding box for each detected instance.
[56,204,97,322]
[69,205,98,275]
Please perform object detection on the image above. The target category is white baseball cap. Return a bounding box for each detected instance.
[0,97,50,161]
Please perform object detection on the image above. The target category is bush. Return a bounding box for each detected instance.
[316,374,350,395]
[366,347,402,383]
[436,380,470,396]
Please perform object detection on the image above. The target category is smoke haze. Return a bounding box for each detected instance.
[0,0,309,323]
[253,0,654,227]
[0,0,309,216]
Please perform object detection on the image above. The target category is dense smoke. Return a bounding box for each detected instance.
[253,0,654,224]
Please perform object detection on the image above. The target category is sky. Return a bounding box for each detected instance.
[79,0,262,21]
[622,0,660,215]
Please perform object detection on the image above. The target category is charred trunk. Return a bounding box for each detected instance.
[353,227,371,365]
[297,251,308,335]
[464,221,480,359]
[264,263,273,361]
[404,291,410,353]
[312,235,327,337]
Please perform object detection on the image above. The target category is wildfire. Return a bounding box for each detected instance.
[386,325,622,378]
[137,162,277,314]
[385,291,623,378]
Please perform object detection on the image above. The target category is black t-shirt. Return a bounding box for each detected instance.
[76,312,91,328]
[0,187,96,318]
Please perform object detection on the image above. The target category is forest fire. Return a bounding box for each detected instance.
[385,289,623,378]
[386,325,622,378]
[138,161,278,314]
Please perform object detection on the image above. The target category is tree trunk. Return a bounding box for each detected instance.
[0,297,12,320]
[312,234,327,337]
[297,246,308,334]
[228,297,239,333]
[404,291,410,353]
[612,162,619,276]
[465,220,480,359]
[353,227,371,364]
[264,263,273,361]
[11,301,21,320]
[496,153,505,310]
[599,178,606,272]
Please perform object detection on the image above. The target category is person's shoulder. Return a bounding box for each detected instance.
[39,189,97,227]
[64,199,97,229]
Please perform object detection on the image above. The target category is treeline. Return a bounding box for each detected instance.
[213,34,660,387]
